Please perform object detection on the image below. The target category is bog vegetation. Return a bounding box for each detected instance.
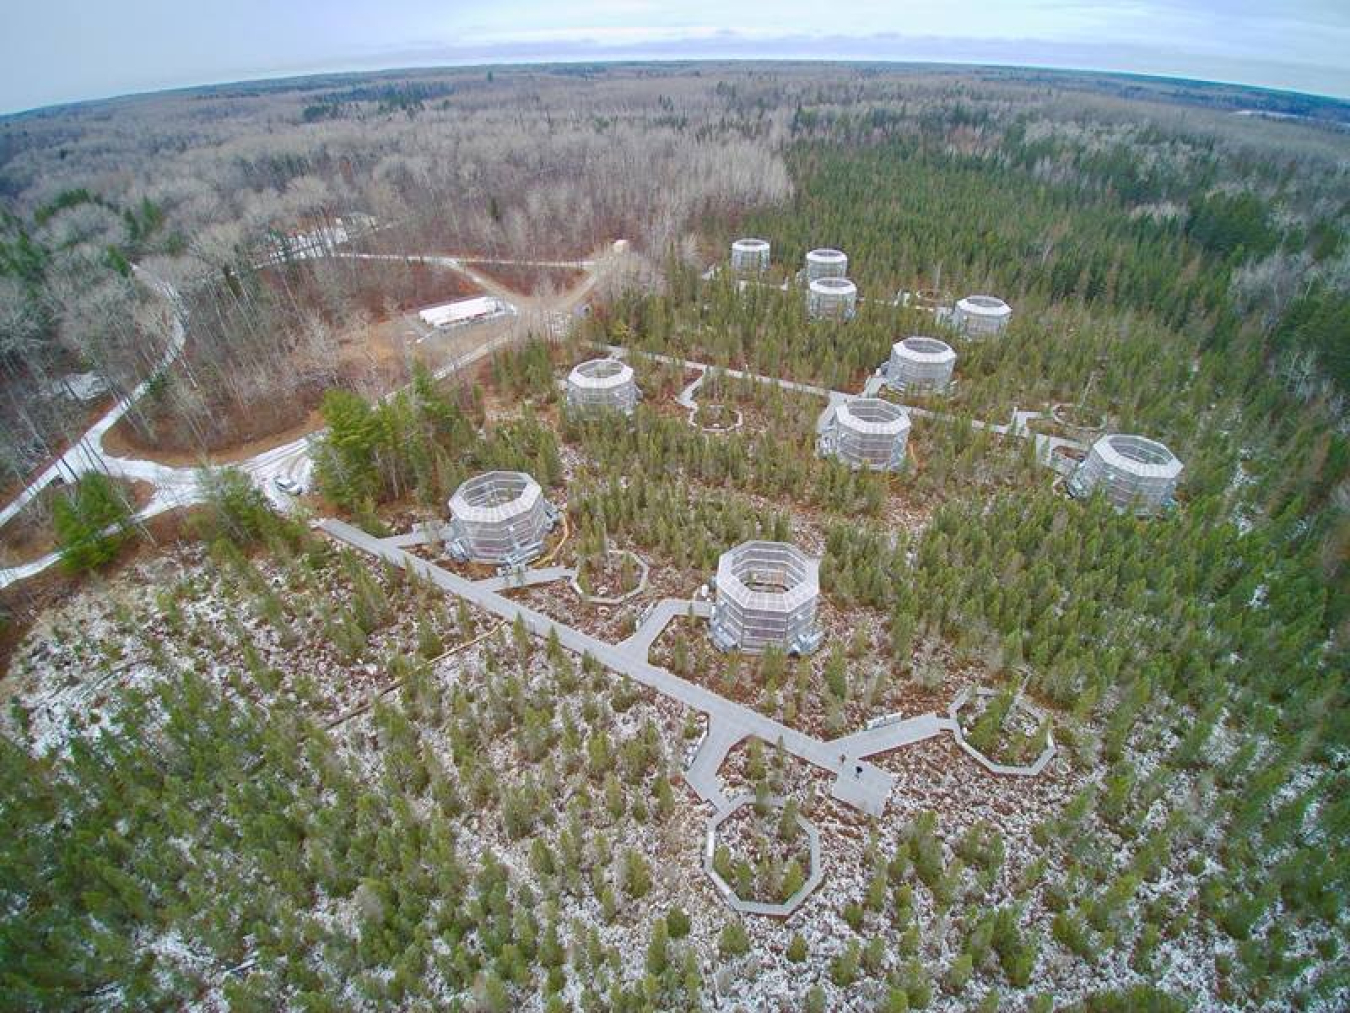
[1,64,1348,1011]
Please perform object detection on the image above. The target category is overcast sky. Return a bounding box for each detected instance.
[2,0,1348,115]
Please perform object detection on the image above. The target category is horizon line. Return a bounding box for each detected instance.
[4,55,1350,121]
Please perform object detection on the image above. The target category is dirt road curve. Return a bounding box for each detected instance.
[0,243,629,590]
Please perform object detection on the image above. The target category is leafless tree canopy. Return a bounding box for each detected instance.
[1,63,1346,478]
[0,66,806,477]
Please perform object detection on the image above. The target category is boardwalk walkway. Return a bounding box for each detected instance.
[620,598,713,659]
[319,518,898,816]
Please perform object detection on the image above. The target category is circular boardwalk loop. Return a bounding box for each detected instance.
[703,793,824,918]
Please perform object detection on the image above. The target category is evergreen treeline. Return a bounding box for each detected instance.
[594,140,1350,616]
[51,472,135,572]
[4,70,1349,1010]
[564,398,890,518]
[743,141,1228,330]
[0,572,708,1009]
[313,364,563,516]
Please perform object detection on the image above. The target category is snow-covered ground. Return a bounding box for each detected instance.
[8,527,1343,1010]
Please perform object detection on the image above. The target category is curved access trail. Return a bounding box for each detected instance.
[612,345,1088,464]
[0,267,187,532]
[0,243,631,590]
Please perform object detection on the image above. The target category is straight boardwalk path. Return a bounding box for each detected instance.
[1,243,628,590]
[610,344,1088,460]
[827,712,958,761]
[475,566,576,593]
[319,518,897,816]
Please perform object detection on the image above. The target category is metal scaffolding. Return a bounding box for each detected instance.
[1068,434,1183,513]
[566,358,639,415]
[888,336,957,394]
[731,238,771,273]
[446,471,558,566]
[710,540,824,655]
[819,397,911,471]
[805,248,848,281]
[807,276,858,320]
[952,294,1012,336]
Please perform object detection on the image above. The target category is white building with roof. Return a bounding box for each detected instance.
[418,296,514,330]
